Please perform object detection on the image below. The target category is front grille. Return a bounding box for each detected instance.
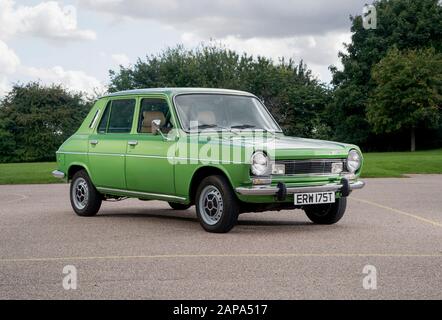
[274,159,346,175]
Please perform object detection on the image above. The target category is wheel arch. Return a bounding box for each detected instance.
[188,165,236,204]
[67,163,92,181]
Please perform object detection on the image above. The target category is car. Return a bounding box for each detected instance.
[53,88,365,233]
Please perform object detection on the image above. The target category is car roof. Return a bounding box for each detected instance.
[102,87,255,99]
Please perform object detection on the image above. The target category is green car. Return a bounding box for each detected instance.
[53,88,365,233]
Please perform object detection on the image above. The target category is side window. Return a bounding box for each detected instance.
[138,98,173,134]
[97,99,135,133]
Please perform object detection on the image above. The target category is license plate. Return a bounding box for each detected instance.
[294,192,335,205]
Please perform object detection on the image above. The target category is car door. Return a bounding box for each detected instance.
[125,96,177,195]
[88,98,136,189]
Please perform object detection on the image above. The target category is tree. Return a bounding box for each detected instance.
[330,0,442,148]
[109,43,331,139]
[367,47,442,151]
[0,82,92,162]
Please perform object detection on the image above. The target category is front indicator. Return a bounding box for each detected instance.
[331,162,343,174]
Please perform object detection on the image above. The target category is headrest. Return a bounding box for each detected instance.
[196,111,216,125]
[141,111,166,133]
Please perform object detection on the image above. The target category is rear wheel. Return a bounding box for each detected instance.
[195,175,239,233]
[168,202,191,210]
[70,170,102,216]
[304,197,347,224]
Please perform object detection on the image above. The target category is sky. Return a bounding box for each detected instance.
[0,0,370,97]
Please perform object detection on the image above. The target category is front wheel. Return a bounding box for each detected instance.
[304,197,347,225]
[195,175,239,233]
[70,170,102,216]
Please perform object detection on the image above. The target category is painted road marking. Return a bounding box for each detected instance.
[0,252,441,263]
[0,193,28,204]
[352,197,442,228]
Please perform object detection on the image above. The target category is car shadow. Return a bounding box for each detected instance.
[97,208,316,228]
[98,211,199,223]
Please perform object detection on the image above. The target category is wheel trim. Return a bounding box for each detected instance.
[198,185,224,226]
[72,178,89,210]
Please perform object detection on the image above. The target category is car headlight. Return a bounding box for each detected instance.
[346,149,362,173]
[251,151,270,176]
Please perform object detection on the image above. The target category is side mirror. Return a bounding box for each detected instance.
[151,119,161,135]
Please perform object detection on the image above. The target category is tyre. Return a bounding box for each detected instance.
[168,202,191,210]
[195,175,239,233]
[304,197,347,224]
[70,169,102,216]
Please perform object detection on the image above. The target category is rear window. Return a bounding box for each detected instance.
[97,99,135,133]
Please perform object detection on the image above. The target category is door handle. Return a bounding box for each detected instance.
[90,140,98,145]
[128,140,138,146]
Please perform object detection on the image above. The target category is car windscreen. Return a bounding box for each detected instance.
[174,94,281,132]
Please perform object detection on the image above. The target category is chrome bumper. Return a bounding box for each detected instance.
[235,180,365,196]
[52,170,65,179]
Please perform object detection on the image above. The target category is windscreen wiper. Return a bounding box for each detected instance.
[231,124,256,129]
[191,124,238,134]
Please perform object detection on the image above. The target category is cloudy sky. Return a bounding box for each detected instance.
[0,0,369,96]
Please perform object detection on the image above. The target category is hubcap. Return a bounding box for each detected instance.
[72,178,89,210]
[198,185,224,225]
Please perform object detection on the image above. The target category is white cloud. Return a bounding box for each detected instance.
[0,39,20,96]
[0,40,20,74]
[0,0,96,41]
[79,0,365,38]
[79,0,361,82]
[111,53,130,66]
[0,76,11,96]
[21,65,105,95]
[181,32,351,82]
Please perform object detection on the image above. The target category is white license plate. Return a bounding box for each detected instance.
[294,192,335,205]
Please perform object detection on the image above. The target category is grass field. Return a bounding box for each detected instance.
[361,149,442,178]
[1,149,442,184]
[0,162,60,185]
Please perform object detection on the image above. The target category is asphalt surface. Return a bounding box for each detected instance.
[0,175,441,299]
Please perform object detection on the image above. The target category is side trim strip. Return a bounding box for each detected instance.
[56,151,86,155]
[96,187,186,201]
[88,152,125,157]
[57,151,247,164]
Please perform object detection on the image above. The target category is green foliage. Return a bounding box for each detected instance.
[368,47,442,134]
[0,82,92,163]
[330,0,442,147]
[109,44,331,139]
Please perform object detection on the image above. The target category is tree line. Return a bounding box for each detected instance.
[0,0,441,163]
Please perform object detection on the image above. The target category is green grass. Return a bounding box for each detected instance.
[361,149,442,178]
[1,149,441,184]
[0,162,60,184]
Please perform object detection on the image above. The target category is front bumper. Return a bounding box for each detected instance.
[235,179,365,196]
[52,170,65,179]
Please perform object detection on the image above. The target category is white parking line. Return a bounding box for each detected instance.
[0,193,29,204]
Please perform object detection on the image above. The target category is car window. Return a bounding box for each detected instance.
[138,98,173,133]
[97,99,135,134]
[174,94,281,132]
[97,101,111,133]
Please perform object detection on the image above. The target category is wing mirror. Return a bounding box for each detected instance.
[151,119,174,141]
[151,119,161,135]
